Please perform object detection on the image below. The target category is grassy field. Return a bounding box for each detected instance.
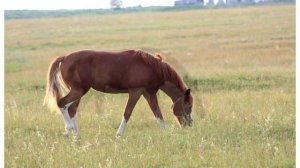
[5,4,295,167]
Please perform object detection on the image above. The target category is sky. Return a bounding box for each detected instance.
[4,0,176,10]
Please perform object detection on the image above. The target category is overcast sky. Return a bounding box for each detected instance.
[4,0,176,10]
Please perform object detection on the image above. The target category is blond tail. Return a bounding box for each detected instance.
[43,56,65,112]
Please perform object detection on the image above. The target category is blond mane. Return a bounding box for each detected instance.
[137,50,187,92]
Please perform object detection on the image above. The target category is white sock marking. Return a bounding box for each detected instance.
[72,115,79,135]
[72,115,80,140]
[116,117,127,137]
[60,101,75,136]
[156,118,166,129]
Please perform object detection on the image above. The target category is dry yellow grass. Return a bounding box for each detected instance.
[5,4,295,167]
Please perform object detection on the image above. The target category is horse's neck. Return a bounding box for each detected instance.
[160,81,183,103]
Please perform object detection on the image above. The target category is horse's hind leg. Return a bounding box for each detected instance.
[57,88,85,138]
[68,99,81,139]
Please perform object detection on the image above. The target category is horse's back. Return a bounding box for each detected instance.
[63,49,136,62]
[60,50,162,92]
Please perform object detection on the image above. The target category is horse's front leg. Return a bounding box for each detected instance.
[116,89,143,137]
[143,91,165,129]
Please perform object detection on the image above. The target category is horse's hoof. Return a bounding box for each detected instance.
[160,125,166,130]
[74,135,81,141]
[63,132,70,138]
[116,133,122,138]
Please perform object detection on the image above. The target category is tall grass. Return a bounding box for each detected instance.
[5,4,295,167]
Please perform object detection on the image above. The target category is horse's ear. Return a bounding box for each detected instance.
[184,89,191,102]
[154,53,162,62]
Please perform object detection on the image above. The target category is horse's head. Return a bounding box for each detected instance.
[172,89,193,127]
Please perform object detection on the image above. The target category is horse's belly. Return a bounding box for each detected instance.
[92,85,129,94]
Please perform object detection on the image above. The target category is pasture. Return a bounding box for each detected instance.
[5,4,295,167]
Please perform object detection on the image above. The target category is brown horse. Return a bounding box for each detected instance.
[43,50,193,139]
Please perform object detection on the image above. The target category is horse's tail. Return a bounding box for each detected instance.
[43,56,65,112]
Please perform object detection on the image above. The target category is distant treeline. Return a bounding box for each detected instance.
[5,1,294,20]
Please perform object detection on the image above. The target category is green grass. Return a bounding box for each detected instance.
[5,4,295,167]
[184,73,295,92]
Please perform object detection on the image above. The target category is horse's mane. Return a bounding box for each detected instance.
[137,50,187,92]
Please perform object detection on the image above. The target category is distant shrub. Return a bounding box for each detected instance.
[4,2,294,20]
